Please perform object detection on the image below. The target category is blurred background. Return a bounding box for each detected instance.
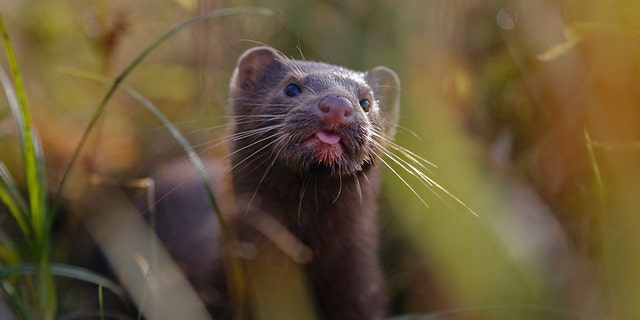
[1,0,640,319]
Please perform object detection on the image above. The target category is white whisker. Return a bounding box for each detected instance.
[373,151,430,208]
[150,115,230,131]
[394,124,422,140]
[371,130,437,169]
[331,174,342,204]
[227,135,283,171]
[195,124,285,151]
[244,143,285,216]
[373,141,478,218]
[298,176,310,225]
[353,172,363,209]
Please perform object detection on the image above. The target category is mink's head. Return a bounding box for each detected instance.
[229,46,400,177]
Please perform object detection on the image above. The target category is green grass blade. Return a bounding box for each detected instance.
[51,6,272,218]
[36,257,56,320]
[99,285,104,320]
[121,75,252,320]
[121,85,226,231]
[59,68,230,238]
[0,15,55,319]
[0,227,30,318]
[0,263,124,298]
[49,264,124,299]
[0,233,21,266]
[51,8,271,317]
[0,16,48,244]
[58,310,133,320]
[0,280,34,319]
[61,68,249,316]
[0,162,31,239]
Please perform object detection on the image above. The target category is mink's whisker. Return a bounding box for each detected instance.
[297,176,310,225]
[371,139,478,218]
[371,149,430,208]
[195,124,285,151]
[245,141,285,216]
[331,174,342,205]
[225,133,284,174]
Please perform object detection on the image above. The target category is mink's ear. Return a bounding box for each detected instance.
[230,46,287,91]
[366,66,401,137]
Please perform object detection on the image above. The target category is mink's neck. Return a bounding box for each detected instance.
[231,160,386,320]
[232,161,380,227]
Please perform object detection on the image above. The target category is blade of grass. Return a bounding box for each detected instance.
[0,280,33,319]
[51,9,272,316]
[0,16,48,244]
[125,76,249,320]
[0,229,31,318]
[0,236,21,266]
[58,310,132,320]
[50,6,272,218]
[0,15,55,319]
[58,310,134,320]
[0,263,124,298]
[58,68,230,238]
[99,285,104,320]
[60,67,248,317]
[0,162,31,239]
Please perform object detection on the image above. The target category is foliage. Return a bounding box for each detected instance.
[1,0,640,319]
[0,6,270,319]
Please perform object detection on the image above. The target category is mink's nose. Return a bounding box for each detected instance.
[319,96,353,125]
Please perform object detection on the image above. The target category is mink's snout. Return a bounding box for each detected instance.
[318,95,354,125]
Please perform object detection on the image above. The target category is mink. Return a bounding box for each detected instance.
[153,46,400,319]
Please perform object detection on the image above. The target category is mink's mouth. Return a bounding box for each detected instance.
[316,130,341,145]
[304,130,346,165]
[276,125,368,175]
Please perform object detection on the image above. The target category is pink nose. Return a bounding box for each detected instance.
[318,96,353,124]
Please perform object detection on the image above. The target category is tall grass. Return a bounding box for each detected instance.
[0,13,59,318]
[0,14,128,319]
[0,7,271,318]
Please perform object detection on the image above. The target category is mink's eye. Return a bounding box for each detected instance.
[284,84,302,97]
[359,99,371,112]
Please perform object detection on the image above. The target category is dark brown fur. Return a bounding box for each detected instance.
[151,47,400,319]
[227,47,400,319]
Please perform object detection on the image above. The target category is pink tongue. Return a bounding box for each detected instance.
[316,131,341,144]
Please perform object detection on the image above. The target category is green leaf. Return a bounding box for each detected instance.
[59,68,230,238]
[0,263,124,298]
[51,6,273,217]
[0,162,31,239]
[0,16,48,244]
[0,14,54,319]
[50,11,272,316]
[62,66,252,319]
[51,9,271,318]
[0,279,34,319]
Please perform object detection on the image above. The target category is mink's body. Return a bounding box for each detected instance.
[154,47,400,319]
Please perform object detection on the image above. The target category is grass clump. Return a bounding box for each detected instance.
[0,8,271,318]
